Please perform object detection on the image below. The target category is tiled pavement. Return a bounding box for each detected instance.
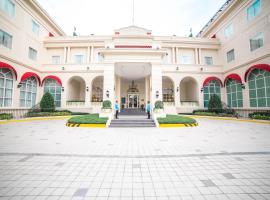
[0,118,270,199]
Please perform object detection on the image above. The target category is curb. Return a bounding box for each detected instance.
[66,123,106,128]
[0,116,72,124]
[189,115,270,125]
[159,122,198,128]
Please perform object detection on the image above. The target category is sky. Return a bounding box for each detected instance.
[37,0,226,37]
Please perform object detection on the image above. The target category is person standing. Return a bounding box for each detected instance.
[115,100,119,119]
[146,101,151,119]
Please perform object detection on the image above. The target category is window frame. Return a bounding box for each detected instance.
[31,20,40,36]
[247,0,261,21]
[249,32,263,52]
[28,47,37,61]
[224,23,233,39]
[52,55,61,64]
[204,56,213,65]
[74,54,84,64]
[226,49,235,63]
[0,29,12,49]
[19,76,37,107]
[0,68,13,107]
[180,55,193,64]
[0,0,15,17]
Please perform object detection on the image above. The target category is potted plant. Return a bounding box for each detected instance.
[102,100,112,111]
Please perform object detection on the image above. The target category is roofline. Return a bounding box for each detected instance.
[197,0,235,37]
[26,0,66,36]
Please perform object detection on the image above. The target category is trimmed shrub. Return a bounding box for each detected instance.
[208,94,222,112]
[249,112,270,120]
[25,111,71,118]
[68,114,108,124]
[154,100,164,109]
[40,92,55,112]
[102,100,112,109]
[0,113,13,120]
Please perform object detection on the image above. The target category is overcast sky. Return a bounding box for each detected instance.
[37,0,226,36]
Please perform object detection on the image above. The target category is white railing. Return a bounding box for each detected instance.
[66,101,85,107]
[0,108,30,118]
[181,101,199,107]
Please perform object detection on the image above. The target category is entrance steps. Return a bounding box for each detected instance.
[109,108,156,128]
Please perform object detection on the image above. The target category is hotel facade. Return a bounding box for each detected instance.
[0,0,269,117]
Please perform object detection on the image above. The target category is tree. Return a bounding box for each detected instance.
[40,92,55,112]
[208,94,222,112]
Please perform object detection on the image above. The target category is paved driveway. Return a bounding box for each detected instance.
[0,118,270,199]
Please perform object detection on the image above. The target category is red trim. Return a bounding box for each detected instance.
[0,61,18,80]
[244,64,270,82]
[203,76,223,87]
[41,75,62,86]
[115,32,120,35]
[147,32,152,35]
[49,32,54,37]
[20,72,41,86]
[114,45,152,48]
[211,34,216,38]
[224,73,242,85]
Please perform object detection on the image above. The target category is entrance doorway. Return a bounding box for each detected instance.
[128,94,139,108]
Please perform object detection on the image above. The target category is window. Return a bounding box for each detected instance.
[74,55,84,64]
[44,78,61,107]
[32,20,39,35]
[28,47,37,60]
[205,57,213,65]
[180,55,193,64]
[52,56,60,64]
[224,24,233,38]
[250,32,263,51]
[0,68,13,107]
[20,77,37,107]
[248,69,270,107]
[0,29,12,49]
[203,80,221,108]
[0,0,15,17]
[226,79,243,108]
[227,49,235,63]
[247,0,261,21]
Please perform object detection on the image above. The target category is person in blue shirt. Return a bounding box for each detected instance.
[115,100,119,119]
[146,101,151,119]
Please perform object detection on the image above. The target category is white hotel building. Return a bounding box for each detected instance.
[0,0,269,117]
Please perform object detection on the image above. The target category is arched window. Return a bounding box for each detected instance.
[226,79,243,108]
[203,80,221,108]
[20,77,37,107]
[248,68,270,107]
[44,78,61,107]
[0,68,13,107]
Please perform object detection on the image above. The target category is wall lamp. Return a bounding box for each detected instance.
[86,66,90,70]
[241,83,245,89]
[86,86,89,92]
[176,66,179,71]
[200,88,204,93]
[156,91,159,98]
[61,87,65,92]
[17,83,22,88]
[62,67,65,70]
[106,90,109,98]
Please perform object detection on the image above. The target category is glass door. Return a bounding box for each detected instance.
[128,94,139,108]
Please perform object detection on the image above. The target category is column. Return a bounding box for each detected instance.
[221,87,226,105]
[87,46,90,64]
[198,77,204,108]
[115,76,121,109]
[195,48,199,64]
[13,80,21,108]
[63,47,67,64]
[103,65,115,103]
[175,48,179,64]
[174,78,180,107]
[242,84,249,108]
[85,81,91,107]
[151,65,162,105]
[198,48,202,65]
[67,47,71,63]
[91,45,94,63]
[61,80,67,108]
[145,76,149,103]
[172,47,175,64]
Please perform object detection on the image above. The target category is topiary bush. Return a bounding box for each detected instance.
[102,100,112,109]
[0,113,13,120]
[249,112,270,120]
[208,94,222,112]
[40,92,55,112]
[154,100,164,109]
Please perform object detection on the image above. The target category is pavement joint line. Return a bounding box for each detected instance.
[1,151,270,159]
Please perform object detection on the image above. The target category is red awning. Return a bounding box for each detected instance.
[20,72,41,86]
[203,76,223,87]
[244,64,270,82]
[224,73,242,85]
[41,75,62,86]
[0,61,18,80]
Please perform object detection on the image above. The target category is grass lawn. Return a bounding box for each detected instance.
[68,114,108,124]
[157,114,196,124]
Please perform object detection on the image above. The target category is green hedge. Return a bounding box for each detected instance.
[68,114,108,124]
[249,112,270,120]
[0,113,13,120]
[25,111,71,117]
[157,115,196,124]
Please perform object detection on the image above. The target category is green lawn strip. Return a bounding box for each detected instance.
[68,114,108,124]
[157,114,196,124]
[26,111,71,117]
